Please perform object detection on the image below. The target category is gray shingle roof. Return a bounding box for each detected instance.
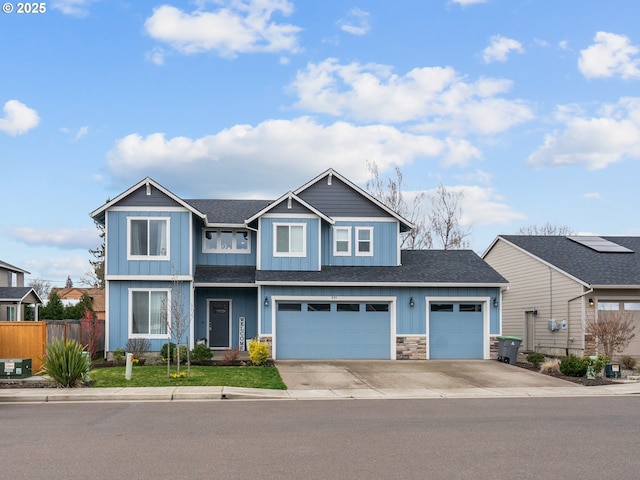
[0,287,41,302]
[184,199,273,225]
[194,266,258,284]
[256,250,507,285]
[498,235,640,286]
[193,251,506,285]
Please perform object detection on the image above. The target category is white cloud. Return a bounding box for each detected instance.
[289,59,533,133]
[144,1,302,59]
[24,256,92,287]
[106,117,450,197]
[578,32,640,79]
[75,126,89,140]
[0,100,40,136]
[482,35,524,64]
[51,0,96,16]
[441,138,483,167]
[337,8,371,36]
[450,0,488,5]
[10,227,100,250]
[527,97,640,170]
[583,192,603,200]
[146,47,166,66]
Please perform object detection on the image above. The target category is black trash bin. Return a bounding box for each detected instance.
[604,362,621,379]
[496,336,522,365]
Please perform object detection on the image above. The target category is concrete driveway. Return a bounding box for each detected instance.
[275,360,575,391]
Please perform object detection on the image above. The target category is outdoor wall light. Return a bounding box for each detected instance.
[493,297,499,308]
[588,298,594,307]
[264,296,269,307]
[409,297,415,308]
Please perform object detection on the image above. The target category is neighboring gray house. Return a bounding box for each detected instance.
[0,260,42,321]
[483,236,640,358]
[91,168,508,360]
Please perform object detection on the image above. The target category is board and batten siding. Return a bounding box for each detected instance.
[484,239,586,356]
[321,220,398,267]
[106,210,191,276]
[258,217,320,271]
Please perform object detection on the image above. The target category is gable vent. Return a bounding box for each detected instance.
[567,236,633,253]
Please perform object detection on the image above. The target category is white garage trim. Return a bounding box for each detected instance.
[425,296,491,359]
[270,295,397,360]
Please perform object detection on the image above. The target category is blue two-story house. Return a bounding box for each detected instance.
[90,169,507,360]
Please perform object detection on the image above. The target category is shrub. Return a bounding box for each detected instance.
[191,343,213,362]
[39,339,90,388]
[526,352,546,369]
[620,355,637,370]
[589,355,609,375]
[112,348,125,363]
[248,338,270,366]
[125,338,151,358]
[161,342,188,364]
[559,355,589,377]
[221,347,240,365]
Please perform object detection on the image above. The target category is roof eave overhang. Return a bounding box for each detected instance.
[256,281,509,288]
[590,284,640,290]
[245,191,334,225]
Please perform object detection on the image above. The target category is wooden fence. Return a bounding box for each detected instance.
[0,321,47,372]
[0,319,105,373]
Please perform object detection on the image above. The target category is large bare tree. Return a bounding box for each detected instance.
[517,223,574,235]
[365,161,470,250]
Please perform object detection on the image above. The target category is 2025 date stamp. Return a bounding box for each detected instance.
[2,2,47,14]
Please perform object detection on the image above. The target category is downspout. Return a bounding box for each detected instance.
[566,287,593,356]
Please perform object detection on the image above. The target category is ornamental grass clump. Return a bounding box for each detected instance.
[39,339,90,388]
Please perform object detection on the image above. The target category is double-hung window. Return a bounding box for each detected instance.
[6,306,16,321]
[274,223,306,257]
[333,226,351,256]
[128,217,169,260]
[130,289,169,337]
[356,227,373,256]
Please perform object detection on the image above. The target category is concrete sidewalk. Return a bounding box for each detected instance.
[0,381,639,403]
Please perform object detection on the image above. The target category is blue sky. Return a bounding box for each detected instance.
[2,0,639,286]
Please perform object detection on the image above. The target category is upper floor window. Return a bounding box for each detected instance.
[356,227,373,256]
[203,229,250,254]
[274,223,306,257]
[128,217,169,260]
[7,272,17,287]
[130,289,169,337]
[333,226,351,256]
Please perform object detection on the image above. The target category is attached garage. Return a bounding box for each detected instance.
[274,300,393,359]
[428,301,486,359]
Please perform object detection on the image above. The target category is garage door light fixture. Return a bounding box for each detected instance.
[264,296,269,307]
[493,297,498,308]
[409,297,414,308]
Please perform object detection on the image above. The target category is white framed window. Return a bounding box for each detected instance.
[128,217,170,260]
[356,227,373,256]
[274,223,306,257]
[6,306,16,321]
[203,229,250,253]
[129,289,169,337]
[333,226,351,256]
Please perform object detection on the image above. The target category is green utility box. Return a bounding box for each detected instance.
[0,358,33,378]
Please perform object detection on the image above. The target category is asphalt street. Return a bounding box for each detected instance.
[2,397,639,479]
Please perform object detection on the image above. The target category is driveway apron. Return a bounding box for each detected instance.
[275,360,576,391]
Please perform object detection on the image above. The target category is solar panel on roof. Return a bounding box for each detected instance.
[567,236,634,253]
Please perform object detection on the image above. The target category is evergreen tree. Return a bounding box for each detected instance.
[65,275,73,288]
[42,291,65,320]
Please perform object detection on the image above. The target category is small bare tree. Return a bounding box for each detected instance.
[586,309,637,358]
[28,279,52,301]
[167,276,192,376]
[428,184,470,250]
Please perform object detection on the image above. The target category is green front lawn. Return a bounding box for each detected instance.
[90,365,287,389]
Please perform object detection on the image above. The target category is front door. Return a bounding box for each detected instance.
[209,300,231,349]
